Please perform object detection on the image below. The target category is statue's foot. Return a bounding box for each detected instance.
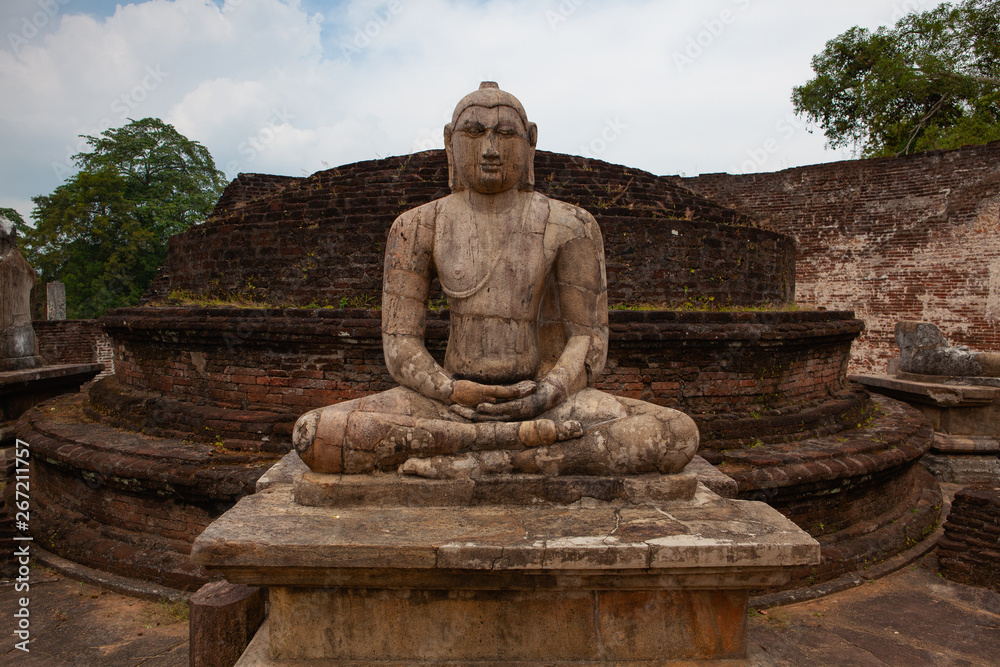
[517,419,582,447]
[293,409,320,454]
[398,419,582,479]
[293,407,346,473]
[400,450,512,479]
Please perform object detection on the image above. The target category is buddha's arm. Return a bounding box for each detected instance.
[382,205,454,402]
[550,209,609,389]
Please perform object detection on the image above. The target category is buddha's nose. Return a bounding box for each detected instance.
[482,132,500,157]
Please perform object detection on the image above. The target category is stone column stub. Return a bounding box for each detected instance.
[47,282,66,320]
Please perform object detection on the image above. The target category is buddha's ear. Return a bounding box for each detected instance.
[524,124,537,191]
[444,123,459,191]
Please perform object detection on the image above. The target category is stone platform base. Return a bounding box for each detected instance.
[193,454,818,665]
[237,618,770,666]
[855,372,1000,484]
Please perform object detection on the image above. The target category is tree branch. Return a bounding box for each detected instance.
[900,94,950,155]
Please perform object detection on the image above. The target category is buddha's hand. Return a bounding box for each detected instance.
[450,379,536,408]
[456,378,565,422]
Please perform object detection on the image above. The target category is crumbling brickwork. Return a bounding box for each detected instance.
[98,307,861,449]
[166,151,793,309]
[679,141,1000,374]
[939,482,1000,591]
[32,319,114,377]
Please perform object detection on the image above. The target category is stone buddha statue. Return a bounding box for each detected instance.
[293,82,698,478]
[1,216,39,371]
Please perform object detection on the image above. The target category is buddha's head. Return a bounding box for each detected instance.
[444,82,538,194]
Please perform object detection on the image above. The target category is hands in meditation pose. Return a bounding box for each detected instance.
[293,83,698,478]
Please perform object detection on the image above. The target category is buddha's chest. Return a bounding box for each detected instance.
[433,199,552,305]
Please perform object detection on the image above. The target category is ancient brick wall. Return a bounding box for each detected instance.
[32,319,114,377]
[99,307,860,448]
[679,141,1000,374]
[209,173,300,217]
[165,151,793,309]
[939,482,1000,591]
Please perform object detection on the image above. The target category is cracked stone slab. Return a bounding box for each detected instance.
[852,373,996,407]
[192,483,818,589]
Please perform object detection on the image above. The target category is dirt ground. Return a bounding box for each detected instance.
[749,552,1000,666]
[0,566,187,666]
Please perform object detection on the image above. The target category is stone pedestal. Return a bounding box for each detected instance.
[854,372,1000,483]
[193,454,818,665]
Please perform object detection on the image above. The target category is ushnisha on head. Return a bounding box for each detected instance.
[444,82,538,194]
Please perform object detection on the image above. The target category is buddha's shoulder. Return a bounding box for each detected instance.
[390,199,441,233]
[542,195,601,242]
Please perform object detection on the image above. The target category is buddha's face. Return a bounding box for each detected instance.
[448,105,533,194]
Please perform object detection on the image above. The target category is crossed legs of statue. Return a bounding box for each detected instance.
[293,388,698,478]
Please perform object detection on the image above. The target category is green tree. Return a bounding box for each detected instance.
[22,118,227,318]
[792,0,1000,157]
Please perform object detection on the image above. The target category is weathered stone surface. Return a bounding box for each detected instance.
[195,475,816,664]
[1,364,103,443]
[189,580,265,667]
[852,373,996,408]
[187,84,821,664]
[266,587,748,663]
[895,321,999,377]
[856,366,1000,485]
[192,484,818,585]
[46,282,66,320]
[925,452,1000,483]
[293,83,699,480]
[293,468,697,507]
[0,223,39,371]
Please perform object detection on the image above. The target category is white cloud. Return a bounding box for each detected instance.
[0,0,930,218]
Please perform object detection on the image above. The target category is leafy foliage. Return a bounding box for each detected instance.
[21,118,227,318]
[792,0,1000,157]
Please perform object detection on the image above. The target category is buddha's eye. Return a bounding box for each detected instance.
[461,125,485,137]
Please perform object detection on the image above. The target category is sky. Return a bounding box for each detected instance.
[0,0,937,220]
